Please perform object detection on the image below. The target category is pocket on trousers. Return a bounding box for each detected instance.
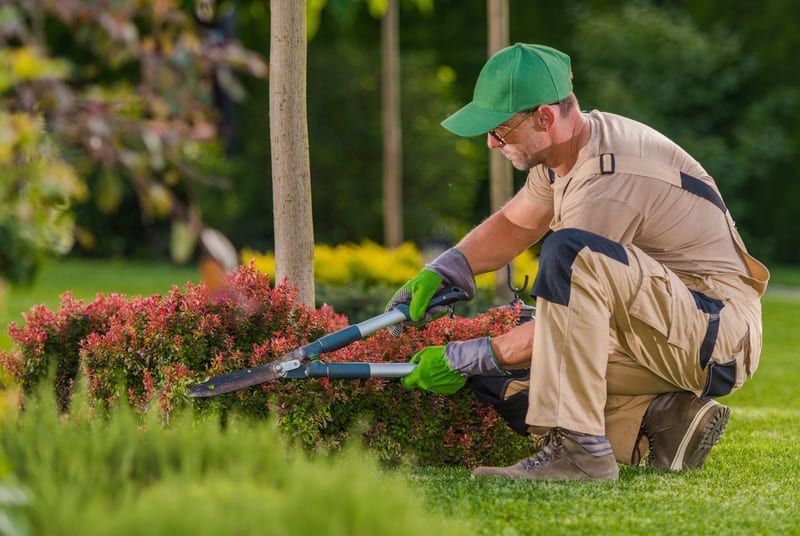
[628,266,688,350]
[701,360,737,398]
[744,325,760,380]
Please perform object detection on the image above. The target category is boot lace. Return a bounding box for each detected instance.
[521,429,566,471]
[632,424,655,466]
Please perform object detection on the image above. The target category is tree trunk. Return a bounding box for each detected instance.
[487,0,513,300]
[270,0,315,306]
[382,0,403,248]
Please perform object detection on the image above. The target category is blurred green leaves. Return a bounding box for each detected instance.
[0,112,86,285]
[0,0,266,266]
[308,0,436,39]
[572,2,798,259]
[304,42,484,245]
[0,47,70,93]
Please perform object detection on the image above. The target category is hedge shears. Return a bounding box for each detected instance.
[186,286,469,398]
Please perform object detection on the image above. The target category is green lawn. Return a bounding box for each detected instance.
[412,295,800,534]
[2,258,799,534]
[767,265,800,288]
[0,258,199,351]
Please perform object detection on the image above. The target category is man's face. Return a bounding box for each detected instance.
[486,109,551,171]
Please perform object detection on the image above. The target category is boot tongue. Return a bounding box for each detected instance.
[524,430,560,468]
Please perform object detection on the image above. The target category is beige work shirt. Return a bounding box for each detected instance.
[524,110,768,300]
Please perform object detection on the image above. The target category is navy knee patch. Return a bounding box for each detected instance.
[531,228,629,306]
[468,371,531,436]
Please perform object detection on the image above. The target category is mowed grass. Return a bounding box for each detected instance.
[2,258,799,534]
[412,295,800,534]
[768,265,800,288]
[0,258,199,351]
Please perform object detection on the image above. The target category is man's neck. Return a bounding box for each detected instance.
[548,113,590,177]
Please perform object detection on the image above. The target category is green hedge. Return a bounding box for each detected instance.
[1,265,532,466]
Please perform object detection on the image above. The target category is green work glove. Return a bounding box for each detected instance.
[384,248,476,336]
[388,269,444,322]
[401,346,467,395]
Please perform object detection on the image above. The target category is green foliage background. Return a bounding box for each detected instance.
[216,0,799,263]
[0,113,86,285]
[3,0,799,270]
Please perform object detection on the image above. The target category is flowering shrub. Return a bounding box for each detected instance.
[3,292,129,408]
[244,241,423,288]
[244,240,539,292]
[0,264,531,466]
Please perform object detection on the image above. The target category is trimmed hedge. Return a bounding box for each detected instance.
[1,264,532,466]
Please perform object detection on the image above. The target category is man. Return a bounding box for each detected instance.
[388,44,768,481]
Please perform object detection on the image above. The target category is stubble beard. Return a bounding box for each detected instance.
[506,150,544,172]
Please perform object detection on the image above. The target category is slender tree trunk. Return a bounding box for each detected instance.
[487,0,513,300]
[382,0,403,248]
[270,0,315,306]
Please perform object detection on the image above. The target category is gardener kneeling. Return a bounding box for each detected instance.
[387,43,768,481]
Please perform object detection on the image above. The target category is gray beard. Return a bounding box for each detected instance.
[512,153,544,171]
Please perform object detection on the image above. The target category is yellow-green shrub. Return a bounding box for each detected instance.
[1,390,471,535]
[474,250,539,291]
[243,241,538,292]
[0,369,20,427]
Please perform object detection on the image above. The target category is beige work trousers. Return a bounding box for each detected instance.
[525,229,762,463]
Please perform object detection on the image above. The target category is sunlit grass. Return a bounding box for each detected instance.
[0,258,199,351]
[408,295,800,533]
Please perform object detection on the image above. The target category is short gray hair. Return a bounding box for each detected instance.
[525,93,576,117]
[556,93,577,116]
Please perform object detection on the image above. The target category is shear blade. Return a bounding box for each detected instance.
[187,363,283,398]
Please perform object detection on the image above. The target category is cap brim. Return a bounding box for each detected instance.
[441,102,516,137]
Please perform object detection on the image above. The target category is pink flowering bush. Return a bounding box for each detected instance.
[3,292,130,408]
[0,264,532,466]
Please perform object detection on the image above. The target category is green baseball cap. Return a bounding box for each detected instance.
[441,43,573,137]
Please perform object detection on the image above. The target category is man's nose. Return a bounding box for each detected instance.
[487,132,503,149]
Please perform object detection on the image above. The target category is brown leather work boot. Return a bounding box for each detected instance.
[472,428,619,481]
[637,391,730,470]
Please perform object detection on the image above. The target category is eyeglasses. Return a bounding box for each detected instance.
[488,109,537,146]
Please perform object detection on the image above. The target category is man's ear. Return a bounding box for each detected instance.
[537,105,557,131]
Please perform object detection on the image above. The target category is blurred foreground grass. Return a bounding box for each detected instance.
[0,390,467,535]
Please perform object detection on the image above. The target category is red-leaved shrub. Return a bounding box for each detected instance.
[0,264,532,465]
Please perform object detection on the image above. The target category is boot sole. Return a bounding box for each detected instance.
[670,401,730,470]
